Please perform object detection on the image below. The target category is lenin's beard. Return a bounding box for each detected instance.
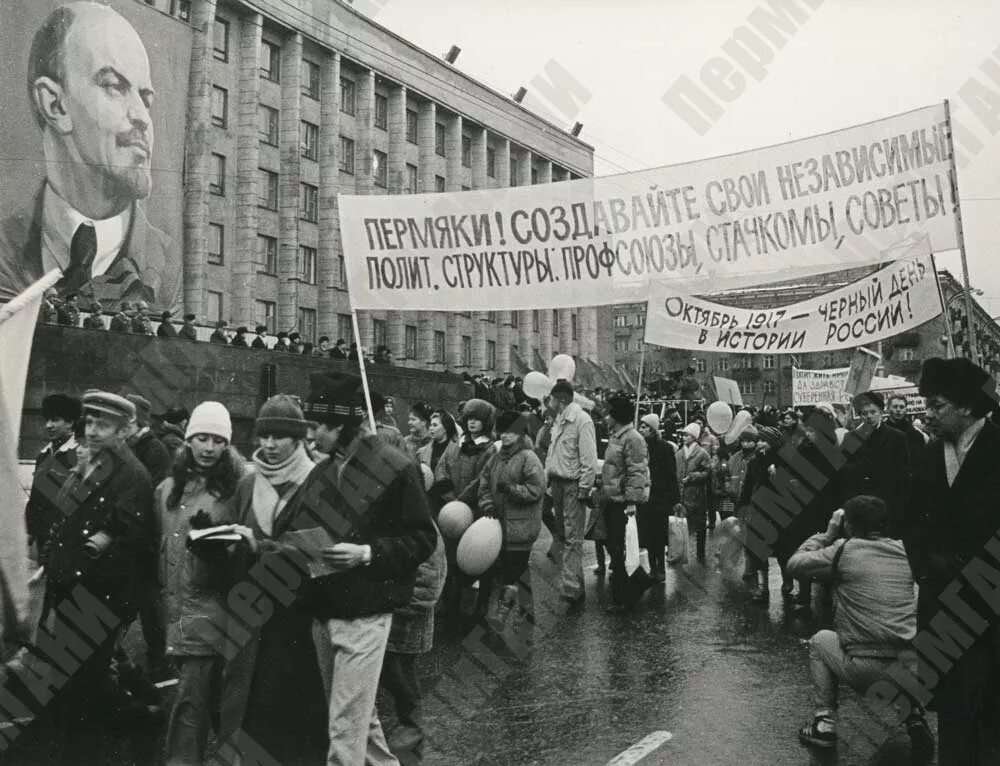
[102,131,153,203]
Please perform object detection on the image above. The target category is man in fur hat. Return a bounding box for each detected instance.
[25,393,81,553]
[906,357,1000,764]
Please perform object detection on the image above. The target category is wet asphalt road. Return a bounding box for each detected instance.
[411,528,933,766]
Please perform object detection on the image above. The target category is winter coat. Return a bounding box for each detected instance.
[404,433,431,462]
[110,312,131,333]
[841,423,908,537]
[155,458,245,657]
[477,438,546,550]
[417,437,452,474]
[774,434,845,557]
[645,431,679,513]
[388,527,447,655]
[375,422,407,453]
[676,443,711,517]
[725,449,754,504]
[601,425,650,504]
[289,433,438,620]
[25,436,78,549]
[129,428,172,486]
[157,320,177,338]
[433,437,495,507]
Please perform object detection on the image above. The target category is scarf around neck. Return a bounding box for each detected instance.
[251,443,314,536]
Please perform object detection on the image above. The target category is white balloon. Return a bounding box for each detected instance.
[457,517,503,575]
[439,501,474,539]
[523,370,554,400]
[723,410,754,445]
[547,354,576,383]
[707,401,734,435]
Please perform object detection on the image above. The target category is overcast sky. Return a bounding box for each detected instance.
[374,0,1000,316]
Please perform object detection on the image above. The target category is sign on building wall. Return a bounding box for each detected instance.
[340,104,957,311]
[0,0,192,310]
[643,239,940,354]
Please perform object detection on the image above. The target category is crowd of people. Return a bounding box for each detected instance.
[8,354,1000,764]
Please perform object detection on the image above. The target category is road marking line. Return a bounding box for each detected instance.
[605,731,673,765]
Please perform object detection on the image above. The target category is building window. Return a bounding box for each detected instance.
[486,340,496,369]
[744,381,756,395]
[434,331,445,363]
[372,150,387,187]
[572,313,578,340]
[300,121,318,161]
[461,336,472,367]
[207,290,223,324]
[487,311,497,323]
[297,245,317,283]
[532,310,540,332]
[405,109,418,143]
[373,319,386,348]
[337,314,353,345]
[255,300,276,333]
[461,135,471,167]
[696,359,706,372]
[510,312,519,329]
[614,339,625,353]
[763,355,775,370]
[258,105,279,145]
[900,347,916,361]
[260,40,280,82]
[299,183,318,222]
[486,147,496,178]
[510,158,518,186]
[634,313,645,328]
[174,0,191,22]
[209,153,226,195]
[340,78,356,115]
[374,93,388,130]
[406,164,418,194]
[255,235,277,273]
[552,309,559,336]
[297,308,317,343]
[531,167,539,185]
[258,169,278,210]
[207,223,224,265]
[404,325,417,358]
[764,380,776,395]
[435,175,445,192]
[339,136,355,174]
[717,357,729,372]
[435,123,445,156]
[211,86,227,128]
[213,17,229,62]
[337,255,345,287]
[301,59,320,99]
[741,355,755,369]
[614,314,628,328]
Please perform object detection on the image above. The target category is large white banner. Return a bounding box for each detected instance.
[792,367,920,406]
[644,242,941,354]
[339,105,957,311]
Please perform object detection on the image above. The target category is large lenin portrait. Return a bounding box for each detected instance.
[0,0,191,310]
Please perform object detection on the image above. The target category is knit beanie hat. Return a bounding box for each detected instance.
[255,394,308,439]
[186,401,232,443]
[607,395,634,425]
[550,379,574,403]
[640,413,660,431]
[756,425,782,448]
[461,398,495,434]
[683,422,702,440]
[739,425,759,442]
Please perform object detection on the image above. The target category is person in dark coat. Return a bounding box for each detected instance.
[288,331,302,354]
[110,301,132,333]
[157,310,177,338]
[25,393,81,555]
[297,373,437,764]
[131,300,153,335]
[738,426,783,602]
[82,300,106,330]
[40,288,59,323]
[231,326,250,348]
[273,331,290,352]
[330,338,348,359]
[33,392,152,763]
[884,392,925,486]
[157,406,189,455]
[179,312,198,341]
[637,413,678,582]
[842,391,908,538]
[251,324,268,349]
[209,321,229,344]
[124,394,172,678]
[906,358,1000,765]
[56,293,80,326]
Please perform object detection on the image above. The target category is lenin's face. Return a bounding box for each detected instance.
[59,8,154,200]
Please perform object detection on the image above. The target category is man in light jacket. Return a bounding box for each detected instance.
[545,380,598,605]
[788,495,933,758]
[601,396,650,613]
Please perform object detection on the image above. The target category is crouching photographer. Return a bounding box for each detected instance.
[786,495,933,759]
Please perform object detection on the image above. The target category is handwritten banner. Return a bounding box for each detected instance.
[792,368,921,406]
[644,244,941,354]
[339,104,957,311]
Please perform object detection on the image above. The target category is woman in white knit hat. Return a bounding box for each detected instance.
[676,422,712,564]
[156,401,246,766]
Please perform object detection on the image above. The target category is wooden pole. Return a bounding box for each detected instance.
[350,310,378,432]
[943,99,980,365]
[633,340,646,428]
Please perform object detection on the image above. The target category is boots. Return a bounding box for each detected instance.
[751,570,769,603]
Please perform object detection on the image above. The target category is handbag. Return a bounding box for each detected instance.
[667,516,689,565]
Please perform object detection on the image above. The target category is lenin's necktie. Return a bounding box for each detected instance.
[60,223,97,293]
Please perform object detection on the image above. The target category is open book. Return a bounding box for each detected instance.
[280,527,340,579]
[187,525,243,545]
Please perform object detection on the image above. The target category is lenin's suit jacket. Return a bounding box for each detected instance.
[0,186,180,308]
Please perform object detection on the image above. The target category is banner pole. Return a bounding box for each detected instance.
[930,253,956,359]
[943,98,980,365]
[350,310,378,433]
[633,340,646,428]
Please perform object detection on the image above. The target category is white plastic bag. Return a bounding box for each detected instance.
[625,515,640,576]
[667,516,688,565]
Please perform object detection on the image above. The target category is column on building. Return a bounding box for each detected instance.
[470,125,489,372]
[416,100,437,367]
[182,0,218,317]
[495,138,512,374]
[559,310,573,355]
[277,33,303,333]
[353,69,376,349]
[580,307,598,360]
[317,51,341,338]
[517,148,535,364]
[445,113,463,370]
[385,83,407,359]
[534,157,554,362]
[232,11,262,328]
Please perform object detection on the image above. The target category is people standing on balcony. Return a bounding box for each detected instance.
[56,293,79,326]
[83,300,106,329]
[252,324,268,349]
[231,327,250,348]
[179,313,198,341]
[209,321,228,345]
[157,310,177,338]
[331,338,348,359]
[273,331,290,352]
[110,302,132,333]
[132,300,153,335]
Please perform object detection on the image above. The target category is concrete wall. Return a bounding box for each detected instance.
[20,325,472,458]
